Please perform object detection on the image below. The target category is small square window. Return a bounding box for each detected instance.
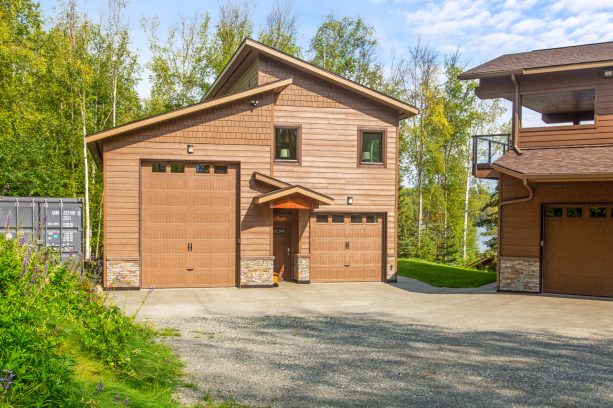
[214,165,228,174]
[590,207,606,218]
[152,163,166,173]
[360,131,383,164]
[566,207,583,218]
[332,215,344,224]
[196,164,209,174]
[170,163,184,173]
[316,215,328,223]
[275,127,298,161]
[366,215,378,224]
[546,207,562,217]
[351,215,363,224]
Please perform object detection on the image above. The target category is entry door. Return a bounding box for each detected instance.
[141,162,237,288]
[543,204,613,297]
[310,213,383,282]
[273,222,292,281]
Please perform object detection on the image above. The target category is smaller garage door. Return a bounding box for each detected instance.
[310,213,383,282]
[543,204,613,297]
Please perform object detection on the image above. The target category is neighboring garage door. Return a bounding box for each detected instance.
[310,213,383,282]
[543,204,613,297]
[141,162,237,288]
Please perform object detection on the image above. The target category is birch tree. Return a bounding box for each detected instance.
[259,0,300,56]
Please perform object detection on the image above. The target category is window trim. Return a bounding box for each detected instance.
[358,128,387,167]
[273,124,302,165]
[519,86,598,133]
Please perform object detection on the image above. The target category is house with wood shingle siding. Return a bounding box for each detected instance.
[87,39,418,289]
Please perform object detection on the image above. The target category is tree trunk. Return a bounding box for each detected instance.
[112,73,117,127]
[81,93,91,261]
[462,139,471,260]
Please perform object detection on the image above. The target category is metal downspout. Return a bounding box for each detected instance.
[511,74,523,155]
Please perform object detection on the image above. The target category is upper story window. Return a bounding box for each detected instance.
[520,89,595,129]
[359,130,385,165]
[275,126,299,162]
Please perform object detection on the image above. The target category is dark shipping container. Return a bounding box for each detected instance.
[0,197,83,260]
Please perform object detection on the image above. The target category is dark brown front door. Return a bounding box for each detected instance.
[273,220,292,281]
[543,204,613,297]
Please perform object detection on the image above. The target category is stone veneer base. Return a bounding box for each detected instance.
[240,256,274,287]
[106,258,140,288]
[386,255,397,282]
[294,254,310,283]
[499,256,540,293]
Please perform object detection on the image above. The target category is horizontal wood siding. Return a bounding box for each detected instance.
[259,56,399,260]
[500,174,613,258]
[516,70,613,148]
[103,96,274,281]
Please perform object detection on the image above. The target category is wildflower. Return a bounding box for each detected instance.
[95,380,103,394]
[20,247,31,278]
[18,234,26,245]
[1,184,8,195]
[3,211,11,230]
[123,398,129,406]
[0,370,14,394]
[114,394,121,403]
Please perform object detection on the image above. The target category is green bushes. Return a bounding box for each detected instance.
[0,236,182,406]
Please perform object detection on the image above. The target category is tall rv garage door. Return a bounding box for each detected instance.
[543,204,613,297]
[310,213,383,282]
[141,162,237,288]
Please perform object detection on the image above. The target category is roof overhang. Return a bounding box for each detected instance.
[492,163,613,182]
[253,172,291,189]
[205,38,419,120]
[459,60,613,80]
[254,184,334,208]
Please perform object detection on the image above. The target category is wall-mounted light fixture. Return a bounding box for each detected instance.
[347,196,353,205]
[603,69,613,79]
[250,99,259,107]
[187,144,194,154]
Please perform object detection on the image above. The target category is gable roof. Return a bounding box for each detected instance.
[492,146,613,181]
[205,38,418,119]
[254,184,334,205]
[459,41,613,80]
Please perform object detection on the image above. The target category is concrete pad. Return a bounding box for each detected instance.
[110,276,613,339]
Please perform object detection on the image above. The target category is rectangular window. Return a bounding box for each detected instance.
[366,215,378,224]
[214,165,228,174]
[546,207,562,217]
[152,163,166,173]
[332,215,344,224]
[316,215,328,223]
[360,131,384,164]
[196,164,209,174]
[170,163,184,173]
[350,215,363,224]
[275,127,299,161]
[521,89,595,128]
[566,207,583,218]
[590,207,606,218]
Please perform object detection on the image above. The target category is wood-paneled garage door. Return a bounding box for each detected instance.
[310,213,383,282]
[141,162,237,288]
[543,204,613,297]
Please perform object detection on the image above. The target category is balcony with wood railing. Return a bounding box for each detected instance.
[472,134,510,179]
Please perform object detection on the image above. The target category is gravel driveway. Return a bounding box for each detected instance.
[159,315,613,407]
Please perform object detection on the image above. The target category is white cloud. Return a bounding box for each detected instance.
[396,0,613,63]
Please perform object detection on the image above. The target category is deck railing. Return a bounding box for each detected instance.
[471,134,510,176]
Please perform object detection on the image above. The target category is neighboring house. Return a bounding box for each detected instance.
[87,39,418,289]
[460,41,613,297]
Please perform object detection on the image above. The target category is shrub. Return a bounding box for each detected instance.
[0,235,182,406]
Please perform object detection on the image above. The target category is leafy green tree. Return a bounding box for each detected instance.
[208,0,253,76]
[309,14,384,89]
[143,13,212,114]
[258,0,300,56]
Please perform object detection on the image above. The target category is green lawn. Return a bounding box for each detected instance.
[397,258,496,288]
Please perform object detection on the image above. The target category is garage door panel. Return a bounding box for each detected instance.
[141,162,237,288]
[544,204,613,297]
[311,214,383,282]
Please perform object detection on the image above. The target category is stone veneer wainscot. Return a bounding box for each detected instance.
[240,256,274,287]
[106,258,140,288]
[499,256,540,292]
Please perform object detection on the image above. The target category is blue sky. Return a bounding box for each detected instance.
[38,0,613,97]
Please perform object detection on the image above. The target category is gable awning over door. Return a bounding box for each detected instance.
[252,173,334,209]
